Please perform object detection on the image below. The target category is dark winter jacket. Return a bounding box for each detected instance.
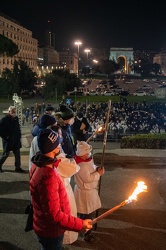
[60,124,75,158]
[0,114,21,151]
[71,117,91,142]
[30,152,83,238]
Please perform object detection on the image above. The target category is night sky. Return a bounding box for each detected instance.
[1,0,166,52]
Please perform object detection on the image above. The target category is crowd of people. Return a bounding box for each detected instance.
[23,99,166,137]
[67,100,166,138]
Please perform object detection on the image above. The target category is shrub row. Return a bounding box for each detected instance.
[120,133,166,149]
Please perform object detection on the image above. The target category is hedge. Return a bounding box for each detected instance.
[120,133,166,149]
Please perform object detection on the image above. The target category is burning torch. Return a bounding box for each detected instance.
[94,100,111,230]
[86,124,105,143]
[92,181,147,225]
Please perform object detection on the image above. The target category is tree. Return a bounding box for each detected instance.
[98,59,120,75]
[41,69,82,99]
[152,63,162,75]
[0,34,19,56]
[0,60,37,97]
[0,68,19,98]
[51,69,81,91]
[13,60,37,91]
[42,74,65,99]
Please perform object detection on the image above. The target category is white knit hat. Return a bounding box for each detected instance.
[8,106,15,112]
[76,141,92,156]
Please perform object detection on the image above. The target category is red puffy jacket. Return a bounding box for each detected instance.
[30,164,83,238]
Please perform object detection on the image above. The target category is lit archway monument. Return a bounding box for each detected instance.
[109,47,134,74]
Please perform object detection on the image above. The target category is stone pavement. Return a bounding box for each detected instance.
[0,124,166,249]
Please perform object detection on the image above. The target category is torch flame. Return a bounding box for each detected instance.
[97,126,103,132]
[127,181,147,203]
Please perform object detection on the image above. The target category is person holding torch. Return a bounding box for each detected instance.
[73,141,105,243]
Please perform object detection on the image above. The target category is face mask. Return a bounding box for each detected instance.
[58,137,63,144]
[11,111,16,117]
[88,152,92,158]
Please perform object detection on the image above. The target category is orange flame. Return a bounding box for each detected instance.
[97,125,105,133]
[127,181,147,203]
[98,126,103,132]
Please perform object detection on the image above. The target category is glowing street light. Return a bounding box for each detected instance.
[84,49,90,60]
[92,59,98,74]
[93,59,98,64]
[74,40,82,76]
[75,40,82,58]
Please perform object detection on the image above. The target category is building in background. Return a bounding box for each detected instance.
[153,51,166,75]
[59,49,78,75]
[0,13,78,77]
[37,46,60,76]
[0,12,38,74]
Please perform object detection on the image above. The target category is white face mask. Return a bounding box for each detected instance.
[88,152,92,158]
[11,112,16,117]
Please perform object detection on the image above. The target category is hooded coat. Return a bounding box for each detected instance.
[74,155,101,214]
[30,152,83,238]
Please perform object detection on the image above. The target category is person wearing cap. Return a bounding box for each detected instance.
[29,125,80,246]
[30,129,92,249]
[55,104,76,158]
[31,114,57,137]
[51,126,80,246]
[29,114,57,170]
[73,141,105,243]
[0,106,25,173]
[71,112,91,146]
[45,105,55,115]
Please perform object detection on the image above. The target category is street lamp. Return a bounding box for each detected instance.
[75,40,82,76]
[84,49,90,60]
[93,59,98,64]
[93,59,98,74]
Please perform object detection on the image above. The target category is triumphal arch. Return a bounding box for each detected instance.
[109,47,134,74]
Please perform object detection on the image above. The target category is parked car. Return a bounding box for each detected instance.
[68,91,84,96]
[21,90,35,97]
[140,85,152,90]
[133,91,147,96]
[87,90,99,96]
[143,79,150,82]
[120,90,130,96]
[123,80,134,84]
[102,90,115,96]
[113,87,123,94]
[107,79,116,85]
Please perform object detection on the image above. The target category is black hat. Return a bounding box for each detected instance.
[60,105,74,120]
[46,106,54,112]
[39,114,57,128]
[37,128,60,154]
[77,112,83,118]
